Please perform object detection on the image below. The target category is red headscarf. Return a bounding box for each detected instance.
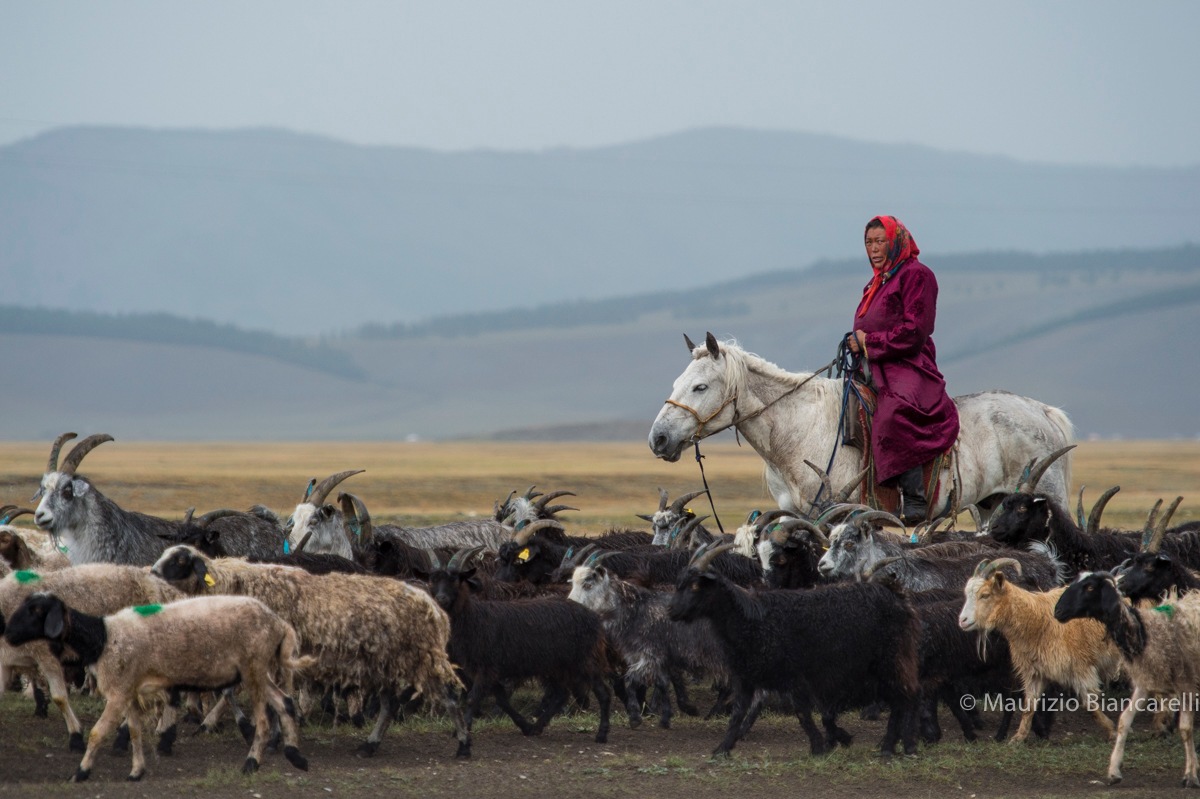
[856,215,920,318]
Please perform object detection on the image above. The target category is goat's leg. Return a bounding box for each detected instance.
[670,668,698,716]
[1106,684,1144,785]
[622,671,645,729]
[530,683,569,735]
[358,690,395,757]
[712,681,754,757]
[1082,686,1115,741]
[653,670,673,729]
[491,682,537,735]
[592,676,612,744]
[1010,678,1045,744]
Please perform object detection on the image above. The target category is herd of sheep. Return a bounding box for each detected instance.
[3,432,1200,788]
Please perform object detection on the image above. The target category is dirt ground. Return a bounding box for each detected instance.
[0,687,1188,799]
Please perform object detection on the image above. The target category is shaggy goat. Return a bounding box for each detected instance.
[1054,571,1200,787]
[668,543,921,757]
[151,545,471,758]
[4,592,310,781]
[958,558,1121,743]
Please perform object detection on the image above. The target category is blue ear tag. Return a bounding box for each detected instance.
[283,540,291,555]
[910,532,918,544]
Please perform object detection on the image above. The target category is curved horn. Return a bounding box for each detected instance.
[657,488,670,512]
[1020,445,1076,494]
[1086,486,1121,536]
[541,504,579,517]
[960,504,984,534]
[46,432,77,473]
[925,515,953,538]
[195,509,242,527]
[424,548,444,572]
[684,333,698,353]
[59,434,114,477]
[447,545,486,573]
[0,507,34,525]
[296,529,315,553]
[1140,499,1164,552]
[534,490,576,511]
[689,541,735,572]
[816,503,873,525]
[182,507,196,526]
[834,465,871,503]
[803,460,834,502]
[864,555,903,579]
[1147,496,1183,555]
[777,517,829,546]
[753,508,794,532]
[1076,485,1087,529]
[306,469,364,506]
[676,514,710,549]
[670,489,709,515]
[852,510,905,530]
[512,518,563,546]
[559,543,597,571]
[977,557,1023,579]
[338,492,374,545]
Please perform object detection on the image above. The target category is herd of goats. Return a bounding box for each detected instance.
[3,432,1200,787]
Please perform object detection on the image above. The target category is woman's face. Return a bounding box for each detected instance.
[865,227,889,270]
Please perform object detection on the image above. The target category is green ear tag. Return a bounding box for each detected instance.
[1153,604,1175,619]
[14,570,41,584]
[132,604,163,616]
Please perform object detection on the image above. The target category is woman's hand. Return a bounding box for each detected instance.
[847,330,867,355]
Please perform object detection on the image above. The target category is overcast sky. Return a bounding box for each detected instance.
[2,1,1197,167]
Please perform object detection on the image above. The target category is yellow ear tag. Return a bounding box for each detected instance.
[204,574,216,587]
[517,548,531,563]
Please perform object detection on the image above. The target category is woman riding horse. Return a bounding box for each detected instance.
[847,215,959,523]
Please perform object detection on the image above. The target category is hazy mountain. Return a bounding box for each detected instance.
[1,245,1196,441]
[2,126,1197,336]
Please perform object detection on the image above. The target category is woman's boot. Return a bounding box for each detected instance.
[896,466,929,524]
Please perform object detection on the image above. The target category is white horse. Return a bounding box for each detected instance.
[648,334,1074,520]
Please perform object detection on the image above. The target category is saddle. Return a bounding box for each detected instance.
[840,377,952,523]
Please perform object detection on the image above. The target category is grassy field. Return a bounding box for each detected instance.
[0,439,1195,532]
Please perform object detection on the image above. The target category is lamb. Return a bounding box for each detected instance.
[567,556,730,728]
[32,432,285,565]
[0,564,184,750]
[0,507,70,573]
[668,542,921,757]
[1054,571,1200,787]
[150,544,471,757]
[958,557,1121,743]
[4,591,311,781]
[423,547,612,744]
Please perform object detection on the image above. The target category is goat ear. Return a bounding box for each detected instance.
[44,601,65,639]
[410,566,429,581]
[636,514,654,522]
[464,572,482,592]
[992,571,1007,587]
[192,556,209,583]
[70,479,90,498]
[705,332,720,359]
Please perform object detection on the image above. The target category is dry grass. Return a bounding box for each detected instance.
[0,439,1195,532]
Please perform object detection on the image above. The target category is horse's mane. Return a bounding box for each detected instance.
[694,340,826,399]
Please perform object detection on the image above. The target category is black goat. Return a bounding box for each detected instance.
[757,518,829,590]
[422,548,612,745]
[668,542,921,757]
[493,520,653,585]
[173,508,366,575]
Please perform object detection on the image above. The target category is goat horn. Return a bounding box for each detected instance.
[926,515,953,538]
[559,543,596,571]
[0,507,33,525]
[854,510,905,529]
[670,489,709,515]
[46,432,78,473]
[296,529,314,553]
[1147,496,1183,554]
[834,465,871,503]
[864,555,903,579]
[534,490,576,511]
[182,507,196,525]
[688,540,735,572]
[1020,445,1076,494]
[523,485,539,500]
[338,492,374,545]
[976,557,1023,579]
[586,549,623,569]
[657,488,670,512]
[961,504,984,534]
[448,545,486,573]
[1076,485,1088,529]
[306,469,364,506]
[778,517,829,546]
[59,434,114,477]
[542,504,579,517]
[816,503,873,524]
[1140,499,1164,552]
[512,518,563,546]
[803,460,834,502]
[1086,486,1121,536]
[195,509,241,527]
[753,508,793,532]
[424,548,444,572]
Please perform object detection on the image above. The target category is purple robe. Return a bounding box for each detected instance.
[855,258,960,484]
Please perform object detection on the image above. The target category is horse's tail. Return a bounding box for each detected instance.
[1043,403,1076,500]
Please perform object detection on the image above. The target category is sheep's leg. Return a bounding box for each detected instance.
[265,683,308,771]
[713,681,755,757]
[940,686,978,743]
[124,703,147,781]
[156,696,179,755]
[788,690,827,755]
[198,690,230,734]
[1181,706,1199,789]
[358,690,395,757]
[1082,685,1115,741]
[530,683,569,735]
[73,696,129,782]
[1107,684,1145,784]
[242,684,270,775]
[37,656,84,751]
[1010,678,1045,744]
[592,676,612,744]
[491,682,536,735]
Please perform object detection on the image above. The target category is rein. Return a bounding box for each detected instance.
[666,355,839,535]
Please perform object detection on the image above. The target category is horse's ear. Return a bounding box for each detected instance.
[684,333,697,353]
[705,332,721,359]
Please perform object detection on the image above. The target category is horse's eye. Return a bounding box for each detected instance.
[694,384,708,392]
